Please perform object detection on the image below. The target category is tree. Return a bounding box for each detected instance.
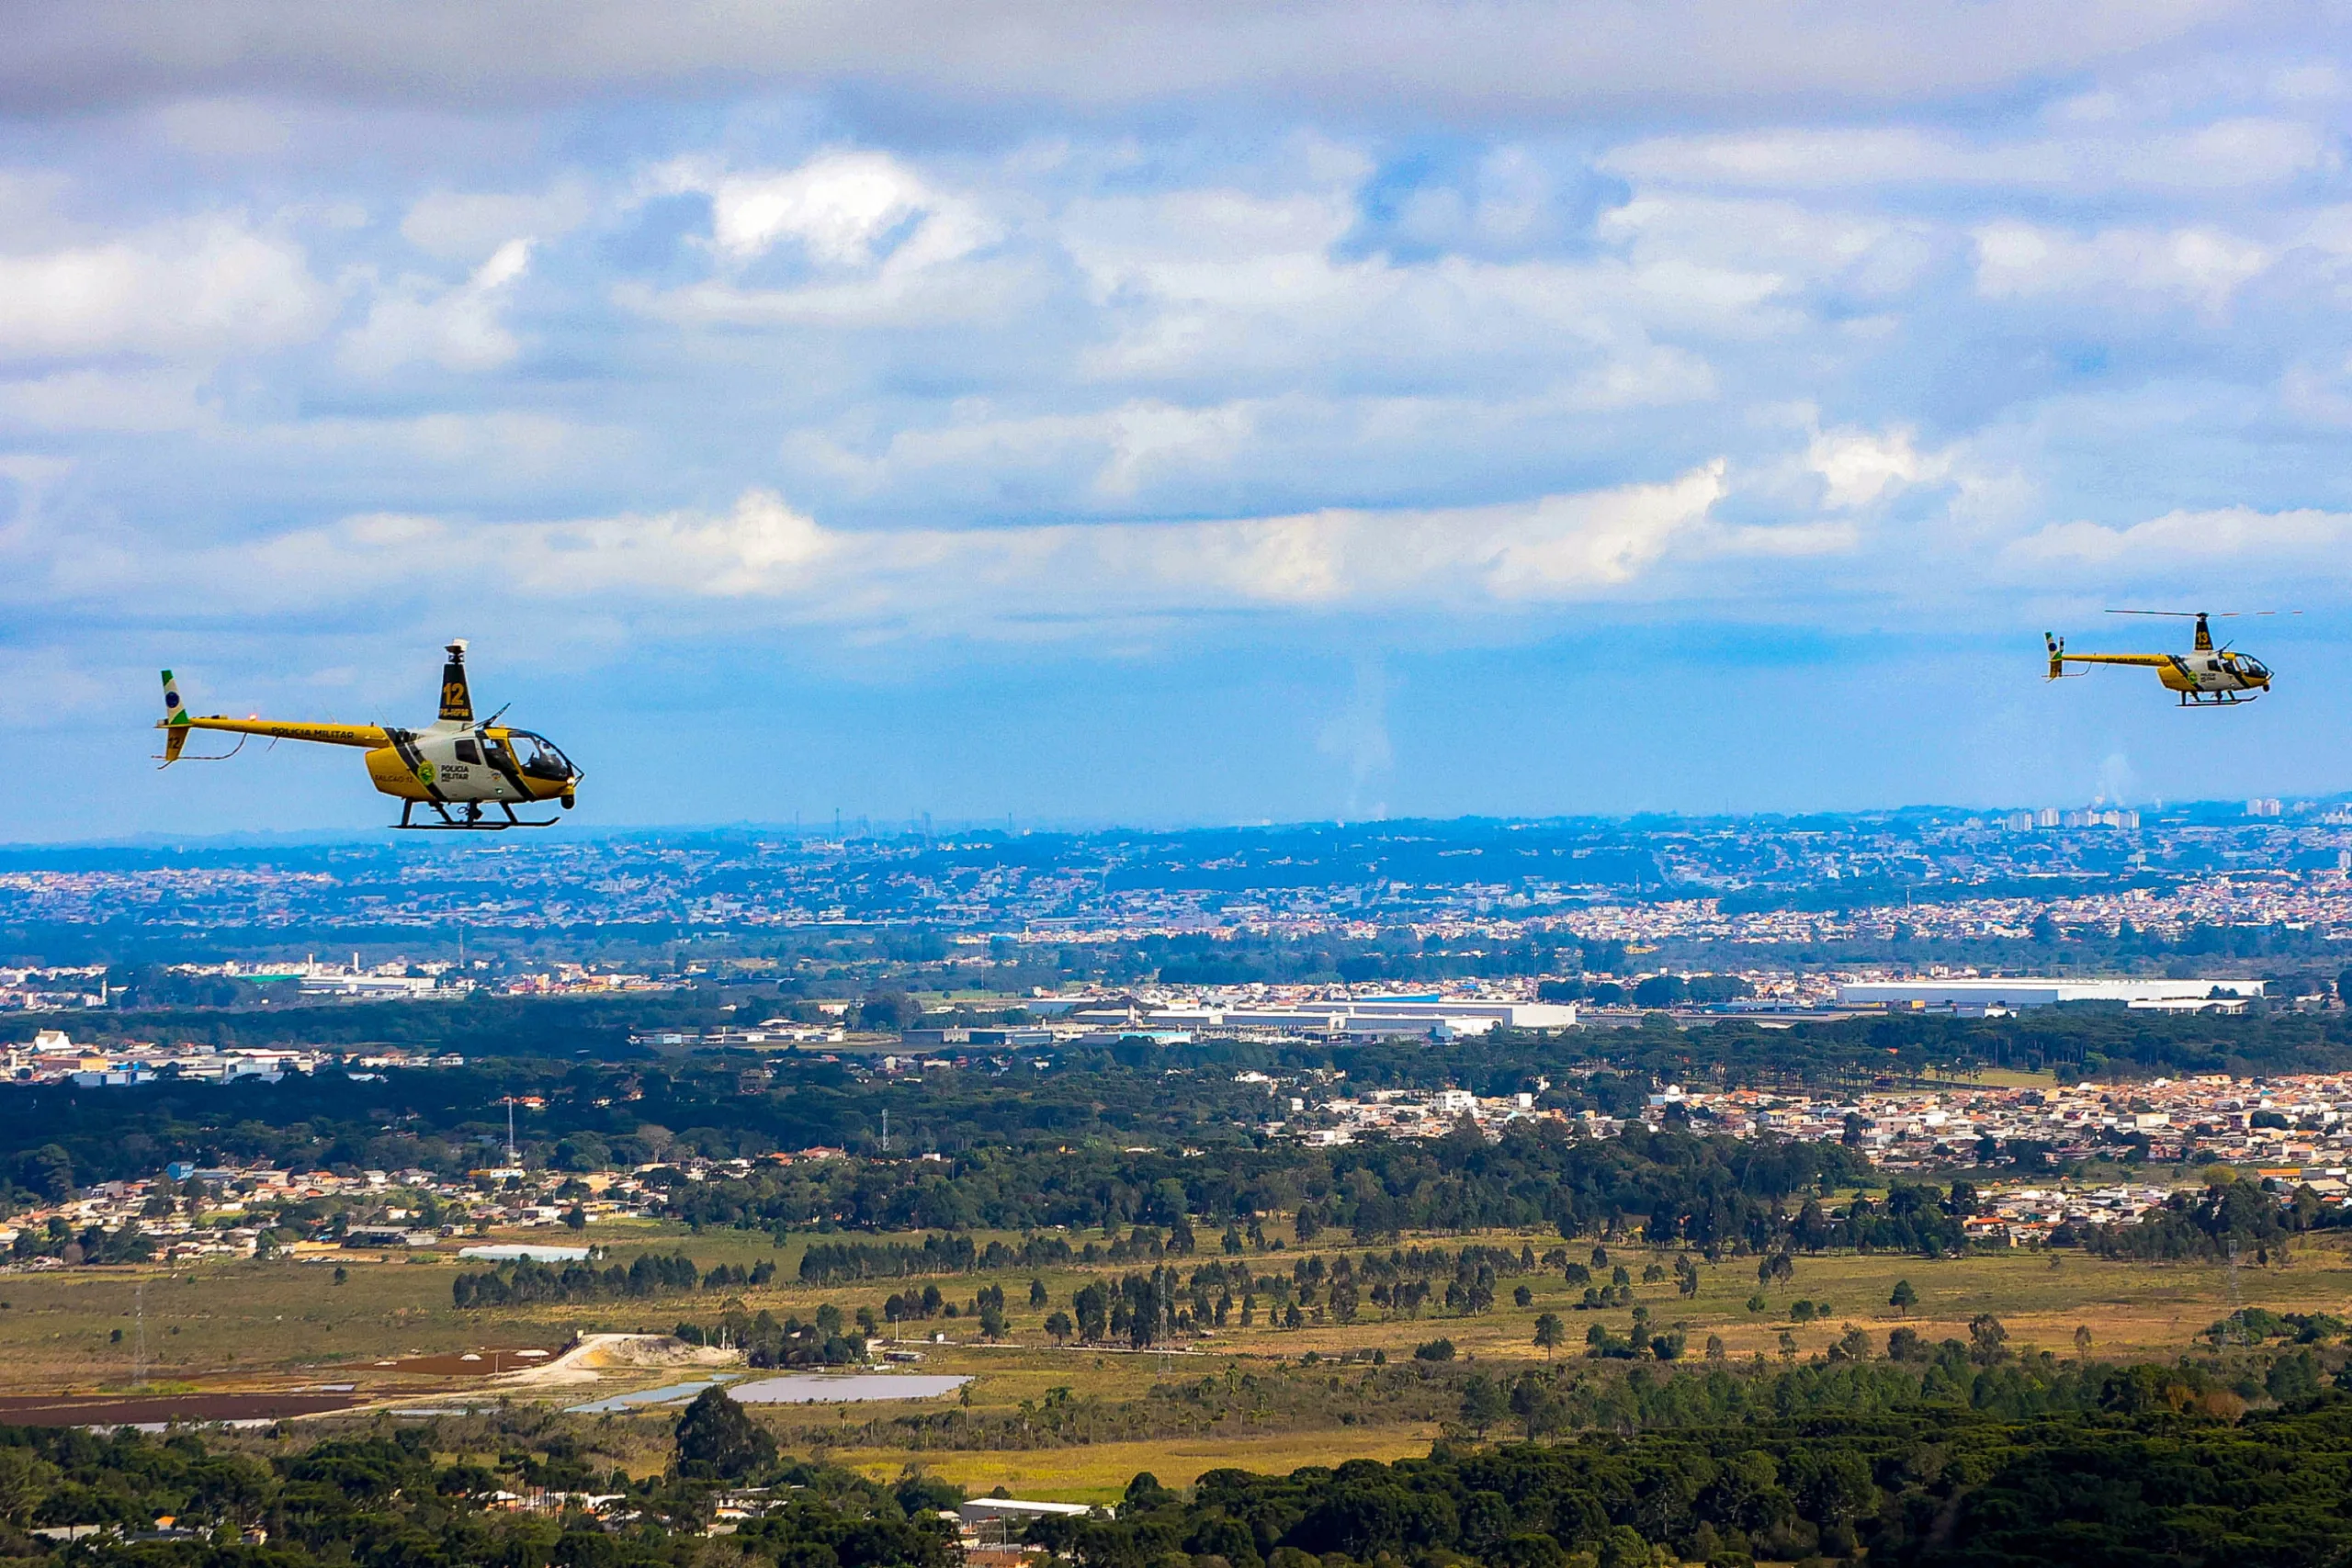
[1124,1472,1176,1512]
[562,1205,587,1231]
[2074,1324,2094,1359]
[1458,1373,1508,1434]
[18,1145,71,1202]
[855,989,922,1032]
[1968,1313,2008,1365]
[1028,1278,1048,1308]
[673,1387,775,1479]
[1889,1279,1917,1314]
[1533,1313,1565,1358]
[1044,1310,1073,1345]
[1509,1371,1565,1438]
[1632,974,1687,1009]
[0,1449,55,1527]
[1073,1282,1109,1342]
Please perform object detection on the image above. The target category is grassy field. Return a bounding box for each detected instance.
[829,1428,1443,1504]
[0,1218,2338,1387]
[0,1216,2339,1497]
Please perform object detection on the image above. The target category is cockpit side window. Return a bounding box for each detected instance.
[455,739,482,765]
[513,731,572,781]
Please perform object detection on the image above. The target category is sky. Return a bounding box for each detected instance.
[7,1,2352,839]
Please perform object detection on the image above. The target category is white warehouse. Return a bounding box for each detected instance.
[1146,997,1577,1038]
[1836,976,2265,1012]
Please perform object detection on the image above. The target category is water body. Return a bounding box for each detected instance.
[729,1374,971,1404]
[564,1380,731,1415]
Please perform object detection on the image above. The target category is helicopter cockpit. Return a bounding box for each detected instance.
[506,731,577,782]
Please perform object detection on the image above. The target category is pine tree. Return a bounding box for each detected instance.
[673,1388,775,1480]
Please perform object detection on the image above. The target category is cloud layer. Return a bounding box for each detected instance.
[7,6,2352,832]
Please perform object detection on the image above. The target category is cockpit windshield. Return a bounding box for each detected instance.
[510,730,574,781]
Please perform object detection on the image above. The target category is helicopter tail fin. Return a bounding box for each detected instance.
[2044,634,2064,681]
[159,670,191,762]
[437,639,473,725]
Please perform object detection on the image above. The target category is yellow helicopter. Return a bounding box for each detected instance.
[2042,610,2293,706]
[156,641,582,829]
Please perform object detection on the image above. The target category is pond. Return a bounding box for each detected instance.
[565,1380,734,1415]
[729,1373,972,1404]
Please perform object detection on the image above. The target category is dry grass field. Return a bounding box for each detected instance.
[828,1427,1444,1504]
[0,1213,2338,1497]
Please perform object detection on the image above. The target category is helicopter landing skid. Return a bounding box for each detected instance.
[396,800,559,830]
[2179,689,2259,707]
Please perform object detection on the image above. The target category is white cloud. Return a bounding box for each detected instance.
[2005,504,2352,574]
[626,152,1004,327]
[340,238,534,374]
[784,398,1260,500]
[0,217,330,362]
[1600,195,1938,300]
[401,181,594,262]
[683,152,949,266]
[650,151,997,273]
[1972,220,2270,310]
[0,367,210,432]
[1057,175,1769,387]
[1808,426,1951,509]
[28,463,1857,629]
[1603,116,2335,195]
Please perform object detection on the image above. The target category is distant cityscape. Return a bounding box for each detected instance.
[13,1061,2350,1272]
[1,800,2348,945]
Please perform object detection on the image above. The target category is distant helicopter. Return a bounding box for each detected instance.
[157,641,582,829]
[2042,610,2294,706]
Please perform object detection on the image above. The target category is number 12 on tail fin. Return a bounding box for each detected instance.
[159,670,190,762]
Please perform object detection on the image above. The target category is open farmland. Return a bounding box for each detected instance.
[0,1211,2337,1498]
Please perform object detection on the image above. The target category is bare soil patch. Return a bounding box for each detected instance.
[0,1392,361,1426]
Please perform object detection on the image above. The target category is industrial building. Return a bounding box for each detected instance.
[1836,976,2264,1015]
[1137,996,1577,1038]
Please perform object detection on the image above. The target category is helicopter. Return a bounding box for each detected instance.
[2041,610,2292,706]
[156,640,582,829]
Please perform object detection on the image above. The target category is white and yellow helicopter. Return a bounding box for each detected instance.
[157,641,582,829]
[2042,610,2291,707]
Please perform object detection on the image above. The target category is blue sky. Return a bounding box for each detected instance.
[6,2,2352,839]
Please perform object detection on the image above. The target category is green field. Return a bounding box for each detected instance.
[0,1213,2336,1499]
